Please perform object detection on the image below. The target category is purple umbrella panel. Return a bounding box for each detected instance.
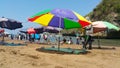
[34,26,59,33]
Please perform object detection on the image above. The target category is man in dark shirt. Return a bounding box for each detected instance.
[84,35,94,49]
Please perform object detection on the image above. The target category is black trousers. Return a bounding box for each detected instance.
[84,41,92,49]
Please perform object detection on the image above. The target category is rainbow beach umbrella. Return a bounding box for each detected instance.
[28,9,91,50]
[28,9,91,29]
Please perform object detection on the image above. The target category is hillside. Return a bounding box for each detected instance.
[87,0,120,27]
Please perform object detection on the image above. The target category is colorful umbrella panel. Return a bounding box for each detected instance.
[28,9,91,29]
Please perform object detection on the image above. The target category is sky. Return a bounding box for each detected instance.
[0,0,101,34]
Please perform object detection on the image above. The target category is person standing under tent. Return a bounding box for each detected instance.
[80,36,85,49]
[35,34,41,43]
[43,33,48,44]
[84,34,94,49]
[76,37,80,45]
[68,37,73,44]
[75,32,81,45]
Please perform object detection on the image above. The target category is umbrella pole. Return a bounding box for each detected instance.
[58,35,60,51]
[58,17,62,51]
[1,32,5,42]
[25,33,27,43]
[98,33,101,49]
[2,33,4,42]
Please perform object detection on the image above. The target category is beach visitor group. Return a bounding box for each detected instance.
[4,31,94,50]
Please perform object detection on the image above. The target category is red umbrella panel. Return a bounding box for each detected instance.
[0,29,4,33]
[93,27,107,33]
[27,27,36,34]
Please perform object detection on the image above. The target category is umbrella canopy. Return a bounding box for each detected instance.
[20,26,59,34]
[33,27,44,34]
[91,21,120,48]
[34,26,59,33]
[92,21,119,33]
[44,26,59,33]
[20,28,40,34]
[20,29,28,34]
[0,17,23,30]
[27,27,36,34]
[28,9,91,29]
[0,29,4,33]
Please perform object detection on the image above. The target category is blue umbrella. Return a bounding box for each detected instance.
[0,17,23,42]
[0,17,23,30]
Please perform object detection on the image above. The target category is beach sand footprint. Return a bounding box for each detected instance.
[20,53,40,59]
[55,65,63,68]
[0,49,5,52]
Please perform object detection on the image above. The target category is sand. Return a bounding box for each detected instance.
[0,38,120,68]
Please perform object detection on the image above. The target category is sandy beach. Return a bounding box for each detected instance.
[0,38,120,68]
[0,0,120,68]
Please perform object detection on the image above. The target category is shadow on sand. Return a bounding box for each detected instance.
[92,47,116,50]
[36,47,91,55]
